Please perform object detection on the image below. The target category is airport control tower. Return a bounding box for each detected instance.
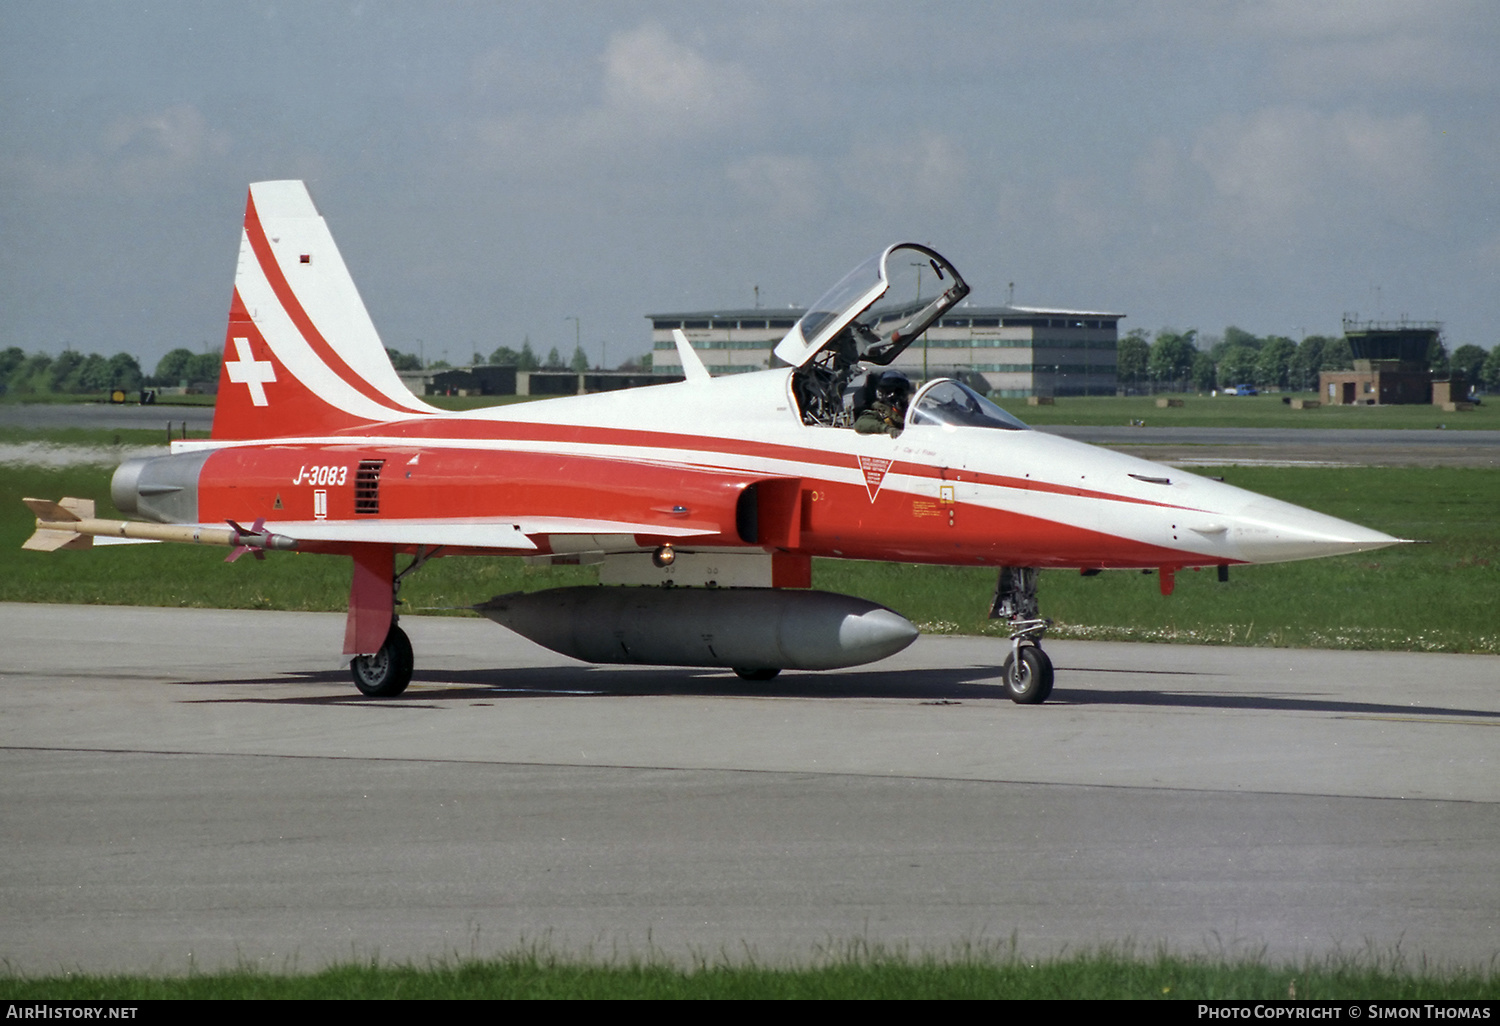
[1320,317,1445,405]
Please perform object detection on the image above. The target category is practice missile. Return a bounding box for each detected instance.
[476,586,919,671]
[22,497,297,558]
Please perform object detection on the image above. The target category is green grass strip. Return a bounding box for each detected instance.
[3,947,1497,999]
[988,392,1500,430]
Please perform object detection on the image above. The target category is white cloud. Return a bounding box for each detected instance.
[104,105,231,187]
[841,131,970,214]
[1237,0,1440,39]
[1234,0,1498,97]
[471,23,759,172]
[15,104,230,196]
[727,154,825,222]
[1190,106,1438,236]
[601,23,756,131]
[1132,136,1188,209]
[1049,174,1124,242]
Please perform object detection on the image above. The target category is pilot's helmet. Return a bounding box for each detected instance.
[876,370,912,403]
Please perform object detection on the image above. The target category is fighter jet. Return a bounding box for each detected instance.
[24,181,1403,703]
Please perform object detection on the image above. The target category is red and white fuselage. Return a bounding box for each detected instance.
[140,180,1394,576]
[164,365,1398,573]
[88,180,1400,689]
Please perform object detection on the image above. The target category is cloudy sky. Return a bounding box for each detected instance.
[3,1,1497,371]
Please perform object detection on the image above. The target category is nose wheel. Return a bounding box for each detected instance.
[991,566,1055,704]
[1002,644,1053,704]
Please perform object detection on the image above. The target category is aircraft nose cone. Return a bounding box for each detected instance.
[1231,498,1407,564]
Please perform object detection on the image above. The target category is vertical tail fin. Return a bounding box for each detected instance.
[211,181,436,440]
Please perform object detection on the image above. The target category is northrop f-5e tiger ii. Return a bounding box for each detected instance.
[24,181,1403,702]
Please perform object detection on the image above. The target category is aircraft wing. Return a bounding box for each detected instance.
[23,500,725,557]
[256,516,720,551]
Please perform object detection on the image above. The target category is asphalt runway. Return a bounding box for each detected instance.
[2,602,1497,975]
[0,402,215,433]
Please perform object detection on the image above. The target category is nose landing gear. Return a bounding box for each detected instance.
[991,566,1053,704]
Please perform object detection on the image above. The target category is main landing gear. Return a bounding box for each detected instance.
[990,566,1053,704]
[346,545,435,698]
[351,623,413,697]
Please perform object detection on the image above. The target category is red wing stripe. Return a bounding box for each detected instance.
[243,195,416,415]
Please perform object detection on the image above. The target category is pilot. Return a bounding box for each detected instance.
[854,370,912,437]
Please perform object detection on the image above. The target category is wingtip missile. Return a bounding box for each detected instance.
[20,497,298,556]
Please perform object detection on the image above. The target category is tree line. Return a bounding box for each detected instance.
[1115,326,1500,393]
[5,330,1497,399]
[0,347,150,397]
[384,336,600,374]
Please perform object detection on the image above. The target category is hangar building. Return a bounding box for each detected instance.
[646,303,1124,397]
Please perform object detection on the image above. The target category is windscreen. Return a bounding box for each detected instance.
[908,380,1029,431]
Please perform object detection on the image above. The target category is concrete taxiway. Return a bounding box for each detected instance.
[2,602,1496,974]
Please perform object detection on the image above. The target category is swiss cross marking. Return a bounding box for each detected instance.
[226,337,276,406]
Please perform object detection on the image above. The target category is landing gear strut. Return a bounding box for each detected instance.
[990,566,1053,704]
[345,545,437,698]
[351,623,413,697]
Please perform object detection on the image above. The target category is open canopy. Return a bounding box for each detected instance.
[773,243,969,369]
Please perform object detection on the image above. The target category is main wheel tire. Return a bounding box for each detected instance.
[734,667,781,681]
[1001,646,1054,704]
[351,624,414,697]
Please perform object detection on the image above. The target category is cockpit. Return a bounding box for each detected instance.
[779,242,1028,434]
[908,379,1028,431]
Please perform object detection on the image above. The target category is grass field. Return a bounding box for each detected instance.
[2,946,1497,999]
[4,460,1496,654]
[0,393,215,407]
[0,425,209,447]
[989,391,1498,430]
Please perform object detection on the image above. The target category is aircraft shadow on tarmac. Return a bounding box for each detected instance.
[177,664,1500,720]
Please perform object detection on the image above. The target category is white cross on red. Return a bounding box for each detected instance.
[225,337,276,406]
